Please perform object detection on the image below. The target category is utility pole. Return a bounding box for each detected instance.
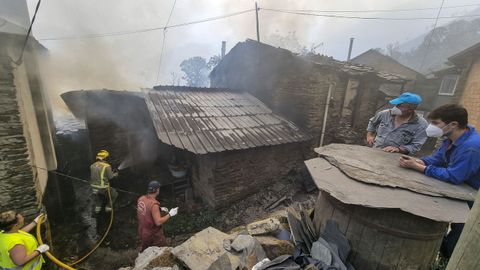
[347,37,354,61]
[446,193,480,270]
[255,2,260,42]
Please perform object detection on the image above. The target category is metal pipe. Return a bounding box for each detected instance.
[320,83,335,147]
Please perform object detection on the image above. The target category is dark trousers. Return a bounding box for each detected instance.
[92,187,118,213]
[440,201,474,258]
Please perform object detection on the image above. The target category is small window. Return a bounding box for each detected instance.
[438,74,459,96]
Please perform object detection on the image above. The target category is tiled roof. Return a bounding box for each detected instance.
[144,86,310,154]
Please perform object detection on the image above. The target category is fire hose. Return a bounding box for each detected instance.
[35,186,114,269]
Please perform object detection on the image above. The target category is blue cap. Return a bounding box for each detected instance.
[389,92,422,105]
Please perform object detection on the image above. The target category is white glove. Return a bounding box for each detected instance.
[168,207,178,217]
[36,244,50,254]
[34,214,46,224]
[160,207,169,212]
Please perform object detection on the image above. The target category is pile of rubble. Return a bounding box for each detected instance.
[217,172,317,232]
[120,208,355,270]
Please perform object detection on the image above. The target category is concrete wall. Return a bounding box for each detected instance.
[192,143,304,208]
[460,58,480,129]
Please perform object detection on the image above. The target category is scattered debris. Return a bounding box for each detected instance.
[247,218,282,236]
[256,236,295,260]
[134,247,174,270]
[219,176,317,233]
[311,240,332,265]
[123,205,356,270]
[265,195,287,211]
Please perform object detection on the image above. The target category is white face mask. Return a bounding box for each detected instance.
[390,106,403,116]
[425,124,443,137]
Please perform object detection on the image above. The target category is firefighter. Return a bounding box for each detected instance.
[90,150,118,214]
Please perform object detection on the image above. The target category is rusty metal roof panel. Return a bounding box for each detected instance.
[145,86,311,154]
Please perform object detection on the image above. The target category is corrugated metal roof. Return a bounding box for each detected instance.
[144,86,310,154]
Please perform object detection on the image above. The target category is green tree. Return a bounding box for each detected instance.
[180,56,209,87]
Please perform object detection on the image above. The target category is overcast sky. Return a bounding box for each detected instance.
[24,0,480,102]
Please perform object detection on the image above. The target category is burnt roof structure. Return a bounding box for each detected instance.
[211,40,409,85]
[350,49,423,80]
[145,86,310,154]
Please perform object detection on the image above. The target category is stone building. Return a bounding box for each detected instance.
[351,49,424,101]
[351,49,424,82]
[409,42,480,127]
[0,0,57,218]
[62,87,310,208]
[448,42,480,129]
[209,40,407,152]
[412,66,463,112]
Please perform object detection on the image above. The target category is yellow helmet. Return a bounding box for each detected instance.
[96,150,109,160]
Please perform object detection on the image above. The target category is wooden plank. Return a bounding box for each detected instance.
[447,190,480,270]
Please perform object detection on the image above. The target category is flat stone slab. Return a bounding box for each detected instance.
[305,157,470,222]
[315,144,476,201]
[171,227,240,270]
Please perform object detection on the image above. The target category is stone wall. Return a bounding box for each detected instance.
[192,143,305,208]
[273,67,348,150]
[0,56,37,217]
[460,58,480,129]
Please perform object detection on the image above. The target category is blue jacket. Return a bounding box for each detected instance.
[421,125,480,190]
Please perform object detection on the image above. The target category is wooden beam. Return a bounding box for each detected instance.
[446,191,480,269]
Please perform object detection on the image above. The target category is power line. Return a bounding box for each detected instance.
[38,8,255,41]
[262,8,480,20]
[155,0,177,84]
[270,3,480,14]
[36,5,480,42]
[418,0,446,72]
[13,0,42,65]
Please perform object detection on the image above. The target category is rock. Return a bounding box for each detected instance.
[118,267,133,270]
[171,227,240,270]
[247,218,281,235]
[223,239,232,251]
[231,235,255,252]
[134,247,173,270]
[230,235,267,269]
[255,236,295,260]
[311,240,332,265]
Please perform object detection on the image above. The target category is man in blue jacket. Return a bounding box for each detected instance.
[399,104,480,258]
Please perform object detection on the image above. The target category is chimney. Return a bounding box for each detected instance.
[221,41,226,59]
[347,38,354,61]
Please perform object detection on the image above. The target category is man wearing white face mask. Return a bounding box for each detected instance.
[399,104,480,258]
[366,92,428,155]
